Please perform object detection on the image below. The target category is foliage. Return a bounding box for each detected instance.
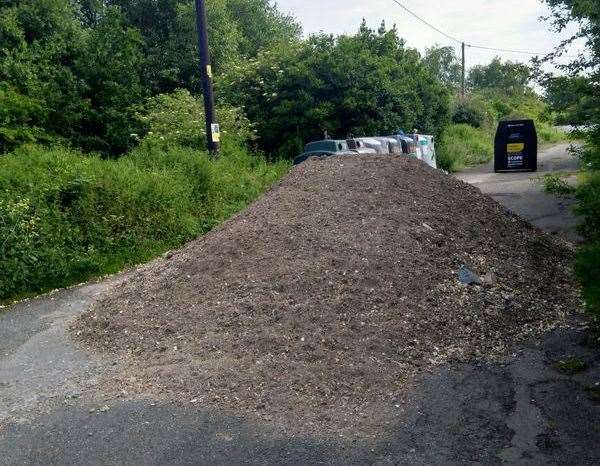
[75,0,301,95]
[575,243,600,327]
[439,85,566,171]
[451,96,489,128]
[436,123,493,171]
[222,21,451,158]
[423,45,463,90]
[544,75,596,125]
[553,357,587,375]
[468,57,532,94]
[0,0,301,155]
[0,83,50,152]
[0,144,288,302]
[541,0,600,325]
[575,171,600,243]
[541,172,577,196]
[134,89,255,149]
[0,0,145,154]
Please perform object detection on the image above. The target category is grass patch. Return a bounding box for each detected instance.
[540,172,577,196]
[0,143,289,303]
[437,123,493,171]
[553,357,588,375]
[537,123,567,145]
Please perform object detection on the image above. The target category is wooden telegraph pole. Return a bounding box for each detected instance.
[461,42,466,97]
[194,0,220,155]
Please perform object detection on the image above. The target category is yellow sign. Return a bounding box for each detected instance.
[507,143,525,153]
[211,123,220,143]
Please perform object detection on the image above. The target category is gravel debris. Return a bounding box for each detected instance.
[73,154,580,437]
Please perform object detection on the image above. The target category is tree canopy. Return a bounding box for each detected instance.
[222,21,451,158]
[0,0,301,154]
[0,5,451,159]
[468,57,532,94]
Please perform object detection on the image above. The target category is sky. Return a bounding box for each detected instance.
[276,0,586,72]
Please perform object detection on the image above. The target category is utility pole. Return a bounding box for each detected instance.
[194,0,220,155]
[461,42,466,97]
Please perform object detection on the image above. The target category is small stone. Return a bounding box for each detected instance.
[458,266,482,286]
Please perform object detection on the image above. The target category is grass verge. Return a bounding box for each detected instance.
[0,143,289,303]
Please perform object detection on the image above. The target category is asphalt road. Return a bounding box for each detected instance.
[457,143,582,243]
[0,144,598,465]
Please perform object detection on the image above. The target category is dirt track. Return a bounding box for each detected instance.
[74,154,578,438]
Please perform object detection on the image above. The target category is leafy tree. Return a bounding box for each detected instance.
[544,75,596,125]
[0,0,145,154]
[423,45,462,89]
[468,57,532,94]
[222,22,450,158]
[80,0,301,94]
[224,0,301,57]
[0,83,49,152]
[134,88,254,149]
[72,7,145,153]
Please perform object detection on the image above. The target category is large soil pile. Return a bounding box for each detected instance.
[74,155,578,437]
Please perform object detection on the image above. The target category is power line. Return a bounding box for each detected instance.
[468,43,579,59]
[389,0,580,58]
[389,0,462,45]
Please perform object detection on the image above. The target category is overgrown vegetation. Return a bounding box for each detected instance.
[540,172,577,196]
[222,21,451,158]
[540,0,600,332]
[553,357,587,375]
[0,1,458,301]
[0,142,288,302]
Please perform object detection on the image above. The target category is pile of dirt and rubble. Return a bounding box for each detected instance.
[73,154,580,437]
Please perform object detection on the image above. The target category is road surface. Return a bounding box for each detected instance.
[457,143,582,243]
[0,144,598,465]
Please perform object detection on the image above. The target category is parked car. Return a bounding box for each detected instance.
[293,140,356,165]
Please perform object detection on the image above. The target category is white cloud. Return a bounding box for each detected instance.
[276,0,586,70]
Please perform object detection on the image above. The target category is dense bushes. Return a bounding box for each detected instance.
[539,1,600,329]
[574,171,600,326]
[451,97,489,128]
[0,0,300,155]
[222,22,451,159]
[0,144,288,302]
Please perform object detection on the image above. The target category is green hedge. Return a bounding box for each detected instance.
[0,143,289,302]
[574,171,600,328]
